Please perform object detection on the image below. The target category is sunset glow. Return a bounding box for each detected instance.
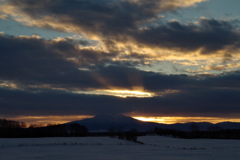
[7,115,240,126]
[133,117,240,124]
[8,115,94,126]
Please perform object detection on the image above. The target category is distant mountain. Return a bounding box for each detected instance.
[67,114,240,132]
[68,114,162,132]
[216,122,240,130]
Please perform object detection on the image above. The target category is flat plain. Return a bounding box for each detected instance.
[0,136,240,160]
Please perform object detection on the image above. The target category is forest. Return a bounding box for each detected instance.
[0,119,88,138]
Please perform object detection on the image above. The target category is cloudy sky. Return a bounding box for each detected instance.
[0,0,240,125]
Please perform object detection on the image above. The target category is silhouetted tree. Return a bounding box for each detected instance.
[125,129,138,142]
[68,123,88,137]
[108,126,116,138]
[117,126,124,139]
[190,122,199,138]
[0,119,27,138]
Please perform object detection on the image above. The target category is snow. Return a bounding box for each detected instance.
[1,136,240,160]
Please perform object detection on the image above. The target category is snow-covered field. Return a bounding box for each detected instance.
[0,136,240,160]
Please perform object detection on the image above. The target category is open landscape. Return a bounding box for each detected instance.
[1,0,240,159]
[1,136,240,160]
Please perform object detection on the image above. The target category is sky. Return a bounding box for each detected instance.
[0,0,240,125]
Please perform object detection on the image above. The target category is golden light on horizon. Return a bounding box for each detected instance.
[132,117,240,124]
[6,115,240,127]
[9,115,94,126]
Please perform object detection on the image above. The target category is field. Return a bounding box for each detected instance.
[0,136,240,160]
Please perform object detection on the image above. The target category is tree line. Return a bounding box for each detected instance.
[0,119,88,138]
[154,123,240,139]
[3,119,239,140]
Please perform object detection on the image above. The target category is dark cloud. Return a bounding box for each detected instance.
[2,0,240,57]
[0,34,119,89]
[134,18,240,54]
[7,0,143,34]
[0,34,191,91]
[0,39,240,118]
[197,70,240,89]
[1,83,240,118]
[1,33,240,92]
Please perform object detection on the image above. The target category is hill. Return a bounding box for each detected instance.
[68,114,240,132]
[68,114,162,132]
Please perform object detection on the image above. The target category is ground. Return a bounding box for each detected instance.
[0,136,240,160]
